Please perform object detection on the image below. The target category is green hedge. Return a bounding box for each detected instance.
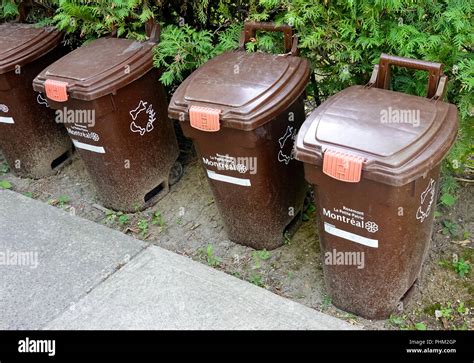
[1,0,472,180]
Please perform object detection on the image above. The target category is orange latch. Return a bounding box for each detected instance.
[45,79,69,102]
[189,106,221,132]
[323,149,364,183]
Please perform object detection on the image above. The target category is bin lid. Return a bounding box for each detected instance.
[294,85,459,186]
[0,23,62,74]
[168,51,310,131]
[33,37,155,101]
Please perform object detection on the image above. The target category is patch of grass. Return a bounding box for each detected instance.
[0,179,12,189]
[302,201,316,222]
[0,162,9,175]
[48,195,70,208]
[137,219,149,237]
[58,195,70,208]
[442,220,459,237]
[152,211,166,229]
[252,249,270,269]
[249,273,264,287]
[388,314,407,328]
[118,213,129,226]
[23,192,33,198]
[414,322,427,330]
[440,255,471,278]
[106,210,117,222]
[453,258,471,278]
[198,245,221,268]
[283,231,292,245]
[423,302,442,316]
[321,294,332,310]
[439,193,457,208]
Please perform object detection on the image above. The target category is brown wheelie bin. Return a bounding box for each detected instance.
[0,23,72,178]
[33,23,180,212]
[294,54,459,319]
[168,22,310,250]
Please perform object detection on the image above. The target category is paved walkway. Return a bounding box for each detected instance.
[0,190,355,330]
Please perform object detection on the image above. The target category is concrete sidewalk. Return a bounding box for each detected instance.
[0,190,355,330]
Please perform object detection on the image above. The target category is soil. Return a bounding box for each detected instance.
[0,149,472,330]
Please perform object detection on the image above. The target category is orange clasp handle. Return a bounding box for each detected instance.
[45,79,69,102]
[323,149,364,183]
[189,106,221,132]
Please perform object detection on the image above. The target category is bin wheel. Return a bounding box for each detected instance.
[169,161,184,186]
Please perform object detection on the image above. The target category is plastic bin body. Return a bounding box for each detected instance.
[33,37,179,212]
[0,23,72,178]
[305,162,442,318]
[180,97,307,249]
[295,54,459,319]
[169,23,310,249]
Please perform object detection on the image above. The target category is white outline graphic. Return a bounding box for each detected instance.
[278,126,296,164]
[36,93,49,108]
[129,100,156,136]
[416,178,436,223]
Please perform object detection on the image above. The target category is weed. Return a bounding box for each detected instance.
[453,258,471,278]
[23,192,33,198]
[0,179,12,189]
[198,245,221,268]
[414,322,427,330]
[152,211,166,229]
[58,195,70,208]
[137,219,149,237]
[283,231,292,245]
[440,193,457,208]
[252,249,270,269]
[442,220,458,237]
[106,210,117,222]
[0,162,9,175]
[321,295,332,310]
[388,315,406,328]
[303,201,316,222]
[118,213,130,226]
[249,273,264,287]
[48,195,70,208]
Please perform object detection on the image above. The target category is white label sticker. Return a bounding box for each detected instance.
[324,222,379,248]
[206,169,251,187]
[0,116,14,124]
[72,139,105,154]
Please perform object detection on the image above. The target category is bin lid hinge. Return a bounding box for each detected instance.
[189,106,221,132]
[323,149,364,183]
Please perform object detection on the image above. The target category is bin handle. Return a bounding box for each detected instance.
[145,19,161,43]
[239,21,298,56]
[16,0,32,23]
[370,53,445,99]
